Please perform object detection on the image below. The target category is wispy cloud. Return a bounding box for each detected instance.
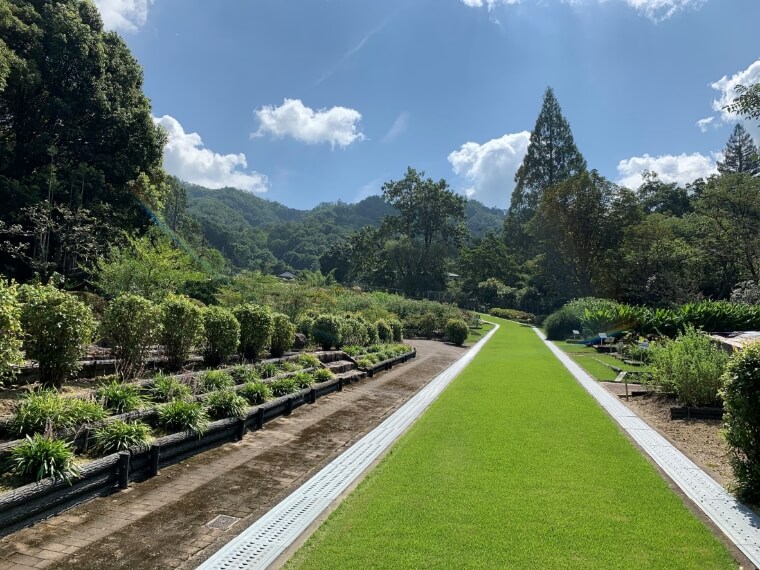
[381,112,410,143]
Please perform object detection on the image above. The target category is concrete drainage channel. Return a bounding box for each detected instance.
[535,328,760,567]
[198,323,500,570]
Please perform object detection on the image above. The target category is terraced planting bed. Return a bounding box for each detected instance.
[286,319,738,569]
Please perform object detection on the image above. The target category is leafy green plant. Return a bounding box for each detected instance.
[721,342,760,504]
[312,314,342,350]
[389,319,403,343]
[0,279,23,383]
[418,313,438,339]
[202,305,240,366]
[646,327,728,407]
[312,368,335,383]
[296,354,321,369]
[196,370,234,393]
[229,365,260,384]
[11,434,79,482]
[445,319,469,346]
[14,390,106,436]
[239,380,272,405]
[341,345,364,357]
[270,313,296,357]
[543,308,582,341]
[490,308,535,324]
[92,420,151,454]
[339,316,369,347]
[150,372,192,402]
[356,357,373,369]
[97,379,145,414]
[278,360,300,372]
[234,304,274,360]
[205,390,248,419]
[101,294,162,379]
[257,362,278,379]
[291,372,314,389]
[160,294,205,370]
[157,400,209,434]
[376,319,393,343]
[20,285,96,388]
[269,377,298,397]
[296,315,314,338]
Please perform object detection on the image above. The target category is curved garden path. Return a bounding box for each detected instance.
[0,340,465,570]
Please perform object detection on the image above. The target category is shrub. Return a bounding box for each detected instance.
[11,435,79,482]
[269,377,298,397]
[205,390,248,419]
[340,316,369,347]
[229,365,260,384]
[490,308,535,324]
[101,294,162,379]
[150,372,191,402]
[157,400,209,434]
[445,319,469,346]
[419,313,438,339]
[234,304,273,360]
[722,342,760,503]
[376,319,393,344]
[312,368,335,383]
[312,314,342,350]
[389,320,403,343]
[270,313,296,357]
[160,295,204,370]
[364,320,379,345]
[92,420,151,454]
[296,354,321,369]
[0,279,23,382]
[20,285,95,388]
[647,328,728,407]
[543,309,582,341]
[291,372,314,389]
[239,380,272,405]
[356,357,373,369]
[202,306,240,366]
[97,380,145,414]
[279,360,300,372]
[296,315,314,338]
[257,362,278,379]
[14,390,106,436]
[196,370,234,393]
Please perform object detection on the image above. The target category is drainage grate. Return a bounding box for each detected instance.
[536,328,760,568]
[198,324,500,570]
[206,515,241,531]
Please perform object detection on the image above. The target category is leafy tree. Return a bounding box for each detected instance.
[726,83,760,123]
[635,171,691,216]
[505,87,587,257]
[717,124,760,176]
[457,232,520,303]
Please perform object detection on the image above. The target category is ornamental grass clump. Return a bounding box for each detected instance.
[312,368,335,383]
[20,284,95,388]
[92,420,151,454]
[296,354,321,369]
[101,294,162,380]
[269,377,298,397]
[257,362,278,379]
[196,369,234,393]
[150,372,192,402]
[291,371,314,389]
[205,390,249,420]
[160,295,205,371]
[14,390,106,436]
[12,434,79,483]
[157,400,209,434]
[239,380,272,405]
[270,313,296,357]
[202,305,240,366]
[97,379,145,414]
[647,327,728,407]
[721,342,760,504]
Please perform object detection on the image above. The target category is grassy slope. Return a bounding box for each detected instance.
[287,318,735,569]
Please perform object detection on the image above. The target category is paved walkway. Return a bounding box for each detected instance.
[537,329,760,568]
[0,340,464,570]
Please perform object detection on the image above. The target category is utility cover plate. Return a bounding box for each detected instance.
[206,515,241,531]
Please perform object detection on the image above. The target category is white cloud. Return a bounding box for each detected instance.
[93,0,153,32]
[155,115,268,193]
[696,116,715,132]
[460,0,519,8]
[447,131,531,208]
[253,99,365,149]
[709,59,760,123]
[381,112,410,143]
[616,152,718,189]
[463,0,705,21]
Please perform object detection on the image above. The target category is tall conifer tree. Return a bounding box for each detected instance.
[504,87,586,257]
[717,124,760,176]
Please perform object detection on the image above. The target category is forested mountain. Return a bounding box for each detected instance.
[185,183,504,273]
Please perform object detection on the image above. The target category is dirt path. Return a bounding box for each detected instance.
[0,340,465,570]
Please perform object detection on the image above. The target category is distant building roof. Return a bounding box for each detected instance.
[278,271,297,280]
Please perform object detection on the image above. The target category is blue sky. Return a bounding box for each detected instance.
[94,0,760,209]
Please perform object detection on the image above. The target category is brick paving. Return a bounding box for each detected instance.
[0,341,463,570]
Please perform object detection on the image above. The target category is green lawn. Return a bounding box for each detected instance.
[554,341,650,382]
[286,318,735,569]
[465,320,494,345]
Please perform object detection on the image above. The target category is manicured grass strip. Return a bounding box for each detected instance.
[286,318,735,569]
[466,321,494,345]
[554,341,650,381]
